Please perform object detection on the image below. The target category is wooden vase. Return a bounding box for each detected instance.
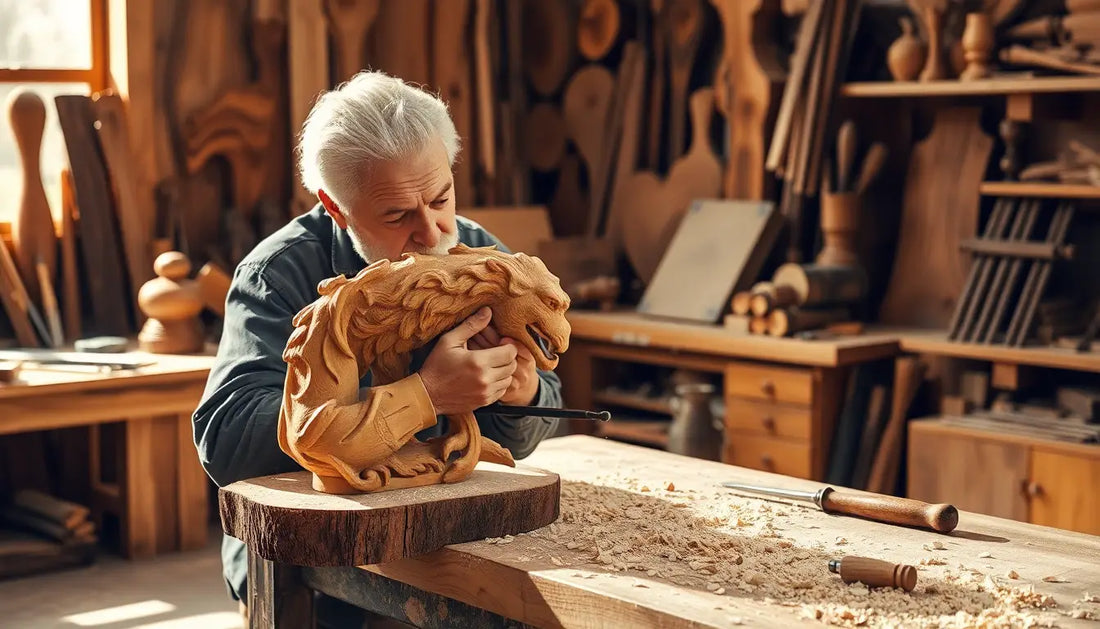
[887,16,925,81]
[137,252,205,354]
[960,12,994,80]
[816,191,861,267]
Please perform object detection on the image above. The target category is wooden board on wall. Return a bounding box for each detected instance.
[54,95,133,337]
[638,199,782,323]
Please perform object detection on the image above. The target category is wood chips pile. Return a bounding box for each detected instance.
[495,475,1097,627]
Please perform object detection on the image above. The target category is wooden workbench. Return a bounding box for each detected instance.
[237,436,1100,628]
[0,351,216,558]
[559,311,901,480]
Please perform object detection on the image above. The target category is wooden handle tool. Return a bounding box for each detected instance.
[829,556,917,592]
[854,142,888,195]
[719,482,959,533]
[835,120,857,192]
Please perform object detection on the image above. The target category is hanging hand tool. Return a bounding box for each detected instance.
[718,481,958,533]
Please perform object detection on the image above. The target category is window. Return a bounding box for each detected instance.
[0,0,108,227]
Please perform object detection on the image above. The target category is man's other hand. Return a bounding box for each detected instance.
[467,314,540,406]
[419,307,518,415]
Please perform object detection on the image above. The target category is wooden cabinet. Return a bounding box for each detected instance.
[908,419,1100,536]
[557,311,899,480]
[723,363,844,481]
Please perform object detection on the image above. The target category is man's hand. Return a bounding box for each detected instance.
[468,317,540,406]
[419,307,518,415]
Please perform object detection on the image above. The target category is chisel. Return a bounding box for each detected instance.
[474,404,612,421]
[718,482,958,533]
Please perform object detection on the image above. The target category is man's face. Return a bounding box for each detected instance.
[322,138,458,263]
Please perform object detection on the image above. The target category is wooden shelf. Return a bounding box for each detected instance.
[566,311,900,367]
[980,182,1100,199]
[593,390,673,415]
[597,418,669,449]
[898,329,1100,373]
[841,76,1100,98]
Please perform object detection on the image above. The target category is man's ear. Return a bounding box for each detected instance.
[318,189,348,230]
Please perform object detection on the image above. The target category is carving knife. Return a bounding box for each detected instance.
[718,482,958,533]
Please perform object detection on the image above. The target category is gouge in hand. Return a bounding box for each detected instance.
[718,482,958,533]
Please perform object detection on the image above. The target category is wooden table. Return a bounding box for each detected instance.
[558,311,901,480]
[0,350,216,558]
[240,436,1100,628]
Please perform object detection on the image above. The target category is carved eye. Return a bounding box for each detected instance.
[543,296,560,310]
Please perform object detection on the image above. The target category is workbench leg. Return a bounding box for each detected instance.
[176,412,209,551]
[248,550,315,629]
[122,418,158,559]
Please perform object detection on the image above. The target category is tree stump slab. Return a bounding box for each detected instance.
[219,463,560,567]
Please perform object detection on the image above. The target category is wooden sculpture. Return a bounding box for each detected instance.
[278,244,572,494]
[137,251,206,354]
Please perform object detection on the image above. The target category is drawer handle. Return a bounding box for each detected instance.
[760,379,776,397]
[760,454,775,470]
[761,416,776,432]
[1025,482,1043,498]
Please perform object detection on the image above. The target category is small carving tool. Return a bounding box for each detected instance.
[828,556,917,592]
[475,404,612,421]
[718,482,958,533]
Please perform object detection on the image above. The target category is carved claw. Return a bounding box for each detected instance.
[440,425,472,462]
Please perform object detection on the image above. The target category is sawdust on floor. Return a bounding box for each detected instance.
[484,476,1098,628]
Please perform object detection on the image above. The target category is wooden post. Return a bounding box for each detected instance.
[247,550,316,629]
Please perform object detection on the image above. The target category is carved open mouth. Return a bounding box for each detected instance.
[526,324,558,361]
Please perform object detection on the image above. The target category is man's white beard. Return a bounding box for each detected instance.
[347,227,459,263]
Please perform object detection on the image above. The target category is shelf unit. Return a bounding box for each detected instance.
[841,76,1100,98]
[896,328,1100,373]
[979,182,1100,200]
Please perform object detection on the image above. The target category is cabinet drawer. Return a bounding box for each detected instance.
[725,398,812,441]
[724,434,812,479]
[725,363,813,405]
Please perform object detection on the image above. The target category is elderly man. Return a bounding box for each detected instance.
[192,71,563,621]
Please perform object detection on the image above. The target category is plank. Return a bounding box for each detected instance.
[54,95,133,337]
[842,76,1100,97]
[288,0,329,215]
[980,181,1100,199]
[878,107,994,328]
[219,466,560,566]
[363,436,1100,629]
[898,328,1100,373]
[566,311,900,366]
[432,0,474,208]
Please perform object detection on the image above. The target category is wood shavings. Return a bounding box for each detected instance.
[1007,570,1019,580]
[1043,576,1069,583]
[666,482,676,491]
[978,552,993,559]
[525,478,1071,628]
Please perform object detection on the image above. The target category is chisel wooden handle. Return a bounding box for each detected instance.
[819,488,959,533]
[829,556,917,592]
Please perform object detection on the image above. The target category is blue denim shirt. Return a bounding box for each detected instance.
[192,204,562,600]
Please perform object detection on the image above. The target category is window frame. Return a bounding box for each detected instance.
[0,0,110,234]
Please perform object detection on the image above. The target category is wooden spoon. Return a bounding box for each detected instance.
[665,0,704,163]
[562,65,615,198]
[578,0,620,61]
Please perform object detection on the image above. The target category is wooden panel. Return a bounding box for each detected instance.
[724,397,811,440]
[907,422,1030,521]
[288,0,329,215]
[176,412,210,550]
[980,182,1100,200]
[842,76,1100,97]
[122,418,157,558]
[723,433,812,478]
[899,329,1100,373]
[725,362,813,405]
[1030,449,1100,536]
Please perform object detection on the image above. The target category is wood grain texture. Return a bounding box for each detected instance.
[372,0,431,86]
[323,0,379,82]
[362,436,1100,628]
[220,466,560,566]
[878,107,993,327]
[819,487,958,532]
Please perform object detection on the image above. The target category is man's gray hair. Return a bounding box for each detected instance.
[298,70,460,209]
